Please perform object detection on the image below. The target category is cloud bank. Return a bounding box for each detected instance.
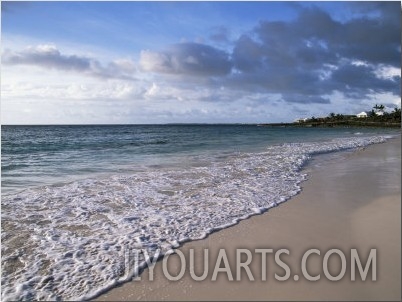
[138,3,400,105]
[2,44,136,80]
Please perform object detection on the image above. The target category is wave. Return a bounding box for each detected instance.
[0,135,391,301]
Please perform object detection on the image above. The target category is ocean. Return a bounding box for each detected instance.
[1,125,399,300]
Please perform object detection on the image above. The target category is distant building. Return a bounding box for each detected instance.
[375,110,384,116]
[294,118,308,123]
[356,112,368,118]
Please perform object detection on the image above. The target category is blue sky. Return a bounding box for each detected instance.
[1,1,400,124]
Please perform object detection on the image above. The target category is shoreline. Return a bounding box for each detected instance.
[95,135,401,301]
[258,122,401,128]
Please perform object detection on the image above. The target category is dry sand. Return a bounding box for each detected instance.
[96,135,401,301]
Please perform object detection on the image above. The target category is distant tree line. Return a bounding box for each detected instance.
[301,104,401,127]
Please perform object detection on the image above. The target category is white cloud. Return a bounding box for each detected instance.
[1,62,144,103]
[140,50,171,73]
[374,65,401,80]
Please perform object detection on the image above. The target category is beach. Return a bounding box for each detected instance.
[96,135,401,301]
[2,127,400,301]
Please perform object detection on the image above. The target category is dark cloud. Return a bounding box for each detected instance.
[140,42,232,76]
[232,34,263,72]
[2,45,136,80]
[335,20,399,67]
[348,1,401,26]
[295,7,340,41]
[331,64,400,98]
[293,5,400,67]
[226,2,400,103]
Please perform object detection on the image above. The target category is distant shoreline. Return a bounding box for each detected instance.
[258,120,401,128]
[2,122,401,127]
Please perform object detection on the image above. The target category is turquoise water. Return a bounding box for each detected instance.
[1,125,399,300]
[1,125,397,194]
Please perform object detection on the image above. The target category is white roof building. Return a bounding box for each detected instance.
[356,111,368,118]
[294,118,308,123]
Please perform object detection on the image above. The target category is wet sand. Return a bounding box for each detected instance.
[96,135,401,301]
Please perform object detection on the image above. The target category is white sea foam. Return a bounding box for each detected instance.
[0,135,391,301]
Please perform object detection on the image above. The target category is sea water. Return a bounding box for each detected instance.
[1,125,399,300]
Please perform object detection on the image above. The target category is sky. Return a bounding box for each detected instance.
[1,1,401,124]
